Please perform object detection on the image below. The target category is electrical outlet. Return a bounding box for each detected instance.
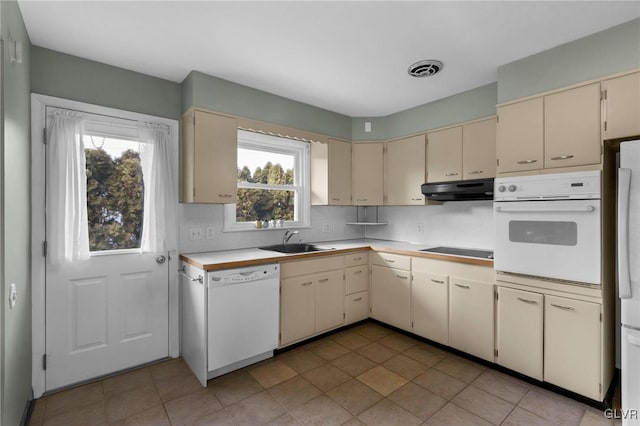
[322,223,330,233]
[206,227,215,239]
[417,223,424,233]
[189,228,203,240]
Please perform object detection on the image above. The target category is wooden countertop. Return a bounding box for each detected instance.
[180,239,494,271]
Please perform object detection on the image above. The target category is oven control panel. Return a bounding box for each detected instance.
[494,170,600,201]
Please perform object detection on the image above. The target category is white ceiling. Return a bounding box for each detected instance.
[18,1,640,117]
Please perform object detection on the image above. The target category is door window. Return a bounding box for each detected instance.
[84,136,144,252]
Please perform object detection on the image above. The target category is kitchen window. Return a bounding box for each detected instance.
[224,130,310,231]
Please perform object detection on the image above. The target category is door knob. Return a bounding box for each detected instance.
[156,255,166,264]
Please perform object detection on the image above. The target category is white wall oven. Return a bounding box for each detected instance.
[494,171,601,286]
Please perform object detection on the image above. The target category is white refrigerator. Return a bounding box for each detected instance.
[619,139,640,424]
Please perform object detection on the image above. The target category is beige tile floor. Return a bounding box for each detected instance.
[29,322,620,426]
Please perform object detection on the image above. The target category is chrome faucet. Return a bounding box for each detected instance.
[283,229,299,246]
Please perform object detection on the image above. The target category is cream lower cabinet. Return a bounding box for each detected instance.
[370,253,411,331]
[496,287,543,380]
[449,277,495,362]
[345,252,369,325]
[545,295,602,401]
[411,270,449,346]
[280,256,345,347]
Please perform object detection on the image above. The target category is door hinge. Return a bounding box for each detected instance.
[42,128,47,144]
[604,90,607,100]
[343,312,346,319]
[496,158,500,167]
[193,187,196,198]
[369,307,372,313]
[494,349,498,358]
[411,321,414,328]
[43,241,48,258]
[42,354,47,370]
[193,115,196,125]
[604,121,607,132]
[496,115,499,124]
[599,383,602,393]
[600,312,603,322]
[496,292,499,301]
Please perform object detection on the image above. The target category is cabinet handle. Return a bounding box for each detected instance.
[468,170,484,175]
[301,281,313,286]
[431,279,445,284]
[550,155,575,161]
[331,197,340,201]
[516,159,537,164]
[353,257,362,261]
[218,194,233,198]
[318,278,329,283]
[411,197,423,201]
[445,172,459,177]
[353,297,363,302]
[384,259,395,263]
[396,275,408,279]
[517,297,538,304]
[356,198,368,202]
[354,270,363,275]
[550,303,574,311]
[454,283,470,289]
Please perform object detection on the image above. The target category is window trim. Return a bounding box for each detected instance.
[224,130,311,232]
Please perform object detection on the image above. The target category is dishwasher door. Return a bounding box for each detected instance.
[207,264,280,376]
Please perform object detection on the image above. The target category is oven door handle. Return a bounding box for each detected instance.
[618,168,632,299]
[494,205,596,213]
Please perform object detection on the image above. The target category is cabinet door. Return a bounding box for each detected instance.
[449,278,494,362]
[346,265,368,295]
[315,270,345,332]
[345,291,369,325]
[352,143,384,205]
[427,127,462,183]
[496,287,543,380]
[496,98,543,173]
[280,276,316,346]
[328,138,352,205]
[545,295,601,400]
[412,272,449,345]
[604,72,640,140]
[192,110,238,203]
[370,265,411,331]
[385,135,426,205]
[463,118,497,180]
[544,83,601,168]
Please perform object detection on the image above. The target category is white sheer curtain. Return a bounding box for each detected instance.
[47,111,90,264]
[139,125,177,253]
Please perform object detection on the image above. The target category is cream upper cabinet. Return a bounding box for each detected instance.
[412,271,449,346]
[181,109,238,203]
[311,138,352,205]
[427,126,462,183]
[603,72,640,140]
[449,277,495,362]
[462,118,497,179]
[496,287,544,380]
[496,97,544,173]
[544,83,601,169]
[370,264,411,331]
[544,295,602,401]
[385,134,426,205]
[352,143,384,205]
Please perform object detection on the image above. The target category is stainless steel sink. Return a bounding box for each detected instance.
[258,244,331,254]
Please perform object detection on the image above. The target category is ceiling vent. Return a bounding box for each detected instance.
[408,60,443,78]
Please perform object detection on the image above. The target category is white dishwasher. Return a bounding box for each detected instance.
[181,262,280,385]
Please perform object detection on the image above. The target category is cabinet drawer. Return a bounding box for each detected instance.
[371,252,410,270]
[346,265,368,294]
[345,291,369,324]
[345,252,369,268]
[281,255,344,278]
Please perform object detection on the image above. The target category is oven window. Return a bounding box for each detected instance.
[508,221,578,246]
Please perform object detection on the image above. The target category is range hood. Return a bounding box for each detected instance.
[421,178,494,201]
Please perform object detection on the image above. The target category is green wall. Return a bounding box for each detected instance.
[498,18,640,104]
[31,47,182,120]
[351,83,498,141]
[2,1,32,425]
[183,71,353,140]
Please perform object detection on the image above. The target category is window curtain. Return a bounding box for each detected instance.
[46,111,90,264]
[139,125,177,253]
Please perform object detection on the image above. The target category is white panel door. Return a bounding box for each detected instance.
[46,253,168,390]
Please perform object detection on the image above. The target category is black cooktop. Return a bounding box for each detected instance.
[420,246,494,260]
